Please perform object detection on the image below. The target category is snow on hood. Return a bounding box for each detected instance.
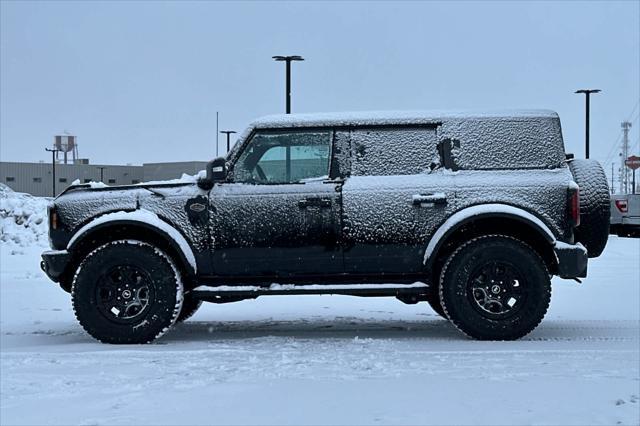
[138,170,206,186]
[61,170,206,197]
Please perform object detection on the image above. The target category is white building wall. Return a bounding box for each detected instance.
[0,161,208,197]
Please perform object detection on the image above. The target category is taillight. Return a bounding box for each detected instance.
[615,199,628,213]
[569,187,580,227]
[49,208,58,230]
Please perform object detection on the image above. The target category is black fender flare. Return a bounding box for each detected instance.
[66,210,198,276]
[423,204,557,270]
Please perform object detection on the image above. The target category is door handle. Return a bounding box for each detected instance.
[412,193,447,206]
[298,197,332,209]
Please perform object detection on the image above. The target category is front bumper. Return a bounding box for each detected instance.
[554,242,588,279]
[41,250,71,282]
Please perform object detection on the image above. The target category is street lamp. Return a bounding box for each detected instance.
[45,147,61,197]
[220,130,237,153]
[272,55,304,114]
[575,89,601,159]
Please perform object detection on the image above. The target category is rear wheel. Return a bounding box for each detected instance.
[72,240,183,344]
[439,235,551,340]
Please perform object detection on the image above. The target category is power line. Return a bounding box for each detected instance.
[626,99,640,123]
[630,134,640,154]
[601,100,640,166]
[603,130,623,166]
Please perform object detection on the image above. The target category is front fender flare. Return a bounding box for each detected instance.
[67,209,197,274]
[423,204,557,266]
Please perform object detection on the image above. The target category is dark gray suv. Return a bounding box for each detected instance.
[41,110,610,343]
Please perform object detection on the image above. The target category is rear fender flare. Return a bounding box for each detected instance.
[423,204,556,267]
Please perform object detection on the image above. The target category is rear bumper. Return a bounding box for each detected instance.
[41,250,71,282]
[622,217,640,226]
[554,242,588,278]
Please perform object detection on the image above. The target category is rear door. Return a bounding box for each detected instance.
[341,125,456,275]
[210,129,343,278]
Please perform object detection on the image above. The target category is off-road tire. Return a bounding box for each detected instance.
[439,235,551,340]
[426,293,447,319]
[72,240,183,344]
[568,159,610,257]
[176,294,203,323]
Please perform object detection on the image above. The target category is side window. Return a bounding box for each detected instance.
[351,127,438,176]
[233,131,331,184]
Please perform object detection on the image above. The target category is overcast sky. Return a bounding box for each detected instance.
[1,1,639,175]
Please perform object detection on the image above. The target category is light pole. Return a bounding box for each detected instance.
[97,166,106,182]
[272,55,304,114]
[45,147,61,197]
[220,130,237,153]
[575,89,601,159]
[216,111,219,157]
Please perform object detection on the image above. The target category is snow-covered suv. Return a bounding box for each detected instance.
[41,110,610,343]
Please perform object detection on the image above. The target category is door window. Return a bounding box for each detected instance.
[233,131,331,184]
[351,127,438,176]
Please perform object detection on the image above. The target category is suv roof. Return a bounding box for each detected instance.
[250,109,559,130]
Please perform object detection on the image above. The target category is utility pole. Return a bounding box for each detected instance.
[45,147,60,197]
[96,166,106,182]
[220,130,237,153]
[621,121,632,193]
[611,163,615,194]
[272,55,304,114]
[216,111,219,157]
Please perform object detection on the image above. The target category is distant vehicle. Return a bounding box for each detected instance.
[610,193,640,237]
[41,110,611,343]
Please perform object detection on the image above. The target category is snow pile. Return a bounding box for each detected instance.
[70,179,108,189]
[0,184,50,250]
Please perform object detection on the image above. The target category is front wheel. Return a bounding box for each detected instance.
[426,293,447,319]
[72,240,184,344]
[175,294,203,323]
[439,235,551,340]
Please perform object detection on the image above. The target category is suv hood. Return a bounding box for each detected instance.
[56,181,195,199]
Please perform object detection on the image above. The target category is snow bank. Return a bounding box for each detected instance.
[0,184,50,251]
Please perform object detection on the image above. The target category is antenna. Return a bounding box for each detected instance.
[621,122,632,193]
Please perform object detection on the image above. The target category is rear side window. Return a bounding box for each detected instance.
[350,127,438,176]
[441,117,566,170]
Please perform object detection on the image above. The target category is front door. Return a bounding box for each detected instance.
[210,129,343,278]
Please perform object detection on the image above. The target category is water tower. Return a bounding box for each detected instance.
[54,134,78,164]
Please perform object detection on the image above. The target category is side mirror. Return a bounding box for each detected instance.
[197,157,227,190]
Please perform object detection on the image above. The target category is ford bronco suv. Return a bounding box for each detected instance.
[41,110,611,343]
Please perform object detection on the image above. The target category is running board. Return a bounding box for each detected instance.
[190,282,429,302]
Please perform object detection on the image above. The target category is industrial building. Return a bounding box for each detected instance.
[0,161,208,197]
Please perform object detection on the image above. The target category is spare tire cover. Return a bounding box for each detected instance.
[568,159,610,258]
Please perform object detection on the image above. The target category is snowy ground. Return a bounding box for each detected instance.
[0,236,639,425]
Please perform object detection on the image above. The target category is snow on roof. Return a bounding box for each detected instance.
[250,109,559,129]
